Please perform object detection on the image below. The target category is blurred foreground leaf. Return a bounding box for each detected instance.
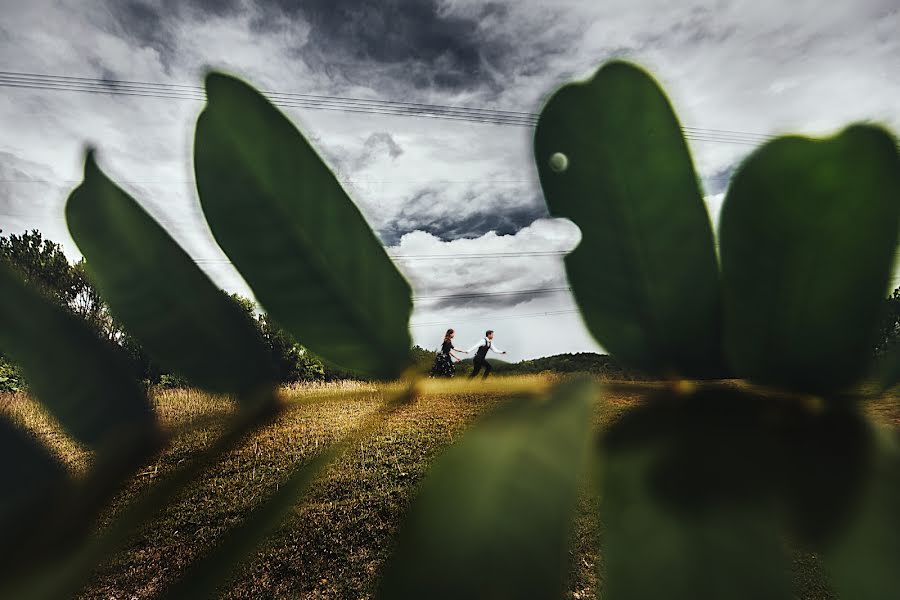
[194,72,412,379]
[534,61,722,377]
[0,262,155,448]
[600,388,792,600]
[377,377,595,599]
[719,125,900,392]
[0,416,69,558]
[66,151,274,396]
[825,426,900,600]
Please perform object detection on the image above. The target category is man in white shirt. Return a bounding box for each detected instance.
[467,329,506,379]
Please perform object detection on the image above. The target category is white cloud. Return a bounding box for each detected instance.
[390,219,601,360]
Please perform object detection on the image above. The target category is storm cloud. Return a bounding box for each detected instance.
[103,0,564,94]
[378,183,547,245]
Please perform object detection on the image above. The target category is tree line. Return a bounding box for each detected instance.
[6,227,900,394]
[0,229,329,391]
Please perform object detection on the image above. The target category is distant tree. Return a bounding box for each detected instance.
[230,294,325,383]
[875,287,900,357]
[410,345,435,374]
[0,230,331,388]
[0,229,80,308]
[0,229,181,387]
[258,313,325,382]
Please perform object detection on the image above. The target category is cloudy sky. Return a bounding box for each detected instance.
[1,0,898,360]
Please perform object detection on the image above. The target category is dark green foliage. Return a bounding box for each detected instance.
[0,262,156,449]
[194,72,412,379]
[230,294,326,383]
[0,229,80,308]
[874,287,900,390]
[378,378,595,599]
[603,436,789,599]
[409,344,437,373]
[0,356,24,392]
[824,428,900,600]
[874,287,900,357]
[0,416,68,554]
[600,386,877,600]
[496,352,645,379]
[66,153,276,397]
[0,69,420,598]
[720,126,900,392]
[534,61,723,378]
[530,59,900,599]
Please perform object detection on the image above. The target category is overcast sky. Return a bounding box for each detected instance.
[1,0,898,360]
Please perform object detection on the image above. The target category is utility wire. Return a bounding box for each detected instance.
[0,70,775,144]
[413,286,570,301]
[192,250,570,263]
[409,309,580,327]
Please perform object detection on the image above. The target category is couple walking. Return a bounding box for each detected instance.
[430,328,507,379]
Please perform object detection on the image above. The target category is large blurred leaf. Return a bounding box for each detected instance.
[534,61,722,377]
[600,388,792,600]
[194,72,412,379]
[719,125,900,392]
[377,377,594,599]
[824,426,900,600]
[0,262,155,448]
[66,151,274,396]
[0,416,69,559]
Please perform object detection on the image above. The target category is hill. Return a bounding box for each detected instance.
[421,349,644,380]
[492,352,644,379]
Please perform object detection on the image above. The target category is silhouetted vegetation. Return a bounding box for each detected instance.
[0,229,328,389]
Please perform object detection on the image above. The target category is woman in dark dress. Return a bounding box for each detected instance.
[430,328,467,378]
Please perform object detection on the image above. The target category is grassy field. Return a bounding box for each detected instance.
[2,376,899,599]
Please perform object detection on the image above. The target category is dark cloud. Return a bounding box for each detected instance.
[426,289,561,312]
[283,0,513,91]
[103,0,565,93]
[103,0,243,68]
[378,184,547,245]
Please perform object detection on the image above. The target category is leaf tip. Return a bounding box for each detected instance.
[82,146,99,176]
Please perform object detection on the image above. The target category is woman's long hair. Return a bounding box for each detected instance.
[443,328,454,344]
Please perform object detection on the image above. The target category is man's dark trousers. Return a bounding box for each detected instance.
[469,356,492,379]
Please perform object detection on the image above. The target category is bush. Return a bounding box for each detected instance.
[0,356,24,392]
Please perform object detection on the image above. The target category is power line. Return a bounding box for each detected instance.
[413,286,570,301]
[409,309,580,327]
[392,250,568,260]
[192,250,570,263]
[0,70,774,145]
[0,215,573,262]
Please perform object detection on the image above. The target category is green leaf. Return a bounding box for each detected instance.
[534,61,722,377]
[824,426,900,600]
[194,72,412,379]
[0,416,69,543]
[0,262,155,448]
[65,151,275,396]
[719,125,900,392]
[377,377,595,599]
[600,389,792,600]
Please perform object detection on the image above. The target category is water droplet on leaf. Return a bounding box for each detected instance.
[549,152,569,173]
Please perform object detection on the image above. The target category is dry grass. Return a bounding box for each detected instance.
[2,377,899,599]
